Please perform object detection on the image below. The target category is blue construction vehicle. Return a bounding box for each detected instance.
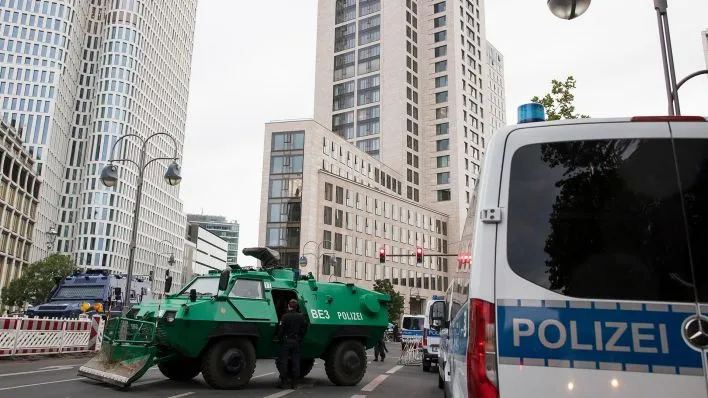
[25,269,153,319]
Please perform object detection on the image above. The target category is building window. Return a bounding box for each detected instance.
[335,0,356,24]
[436,155,449,168]
[437,189,451,201]
[436,139,449,151]
[437,172,450,184]
[271,131,304,151]
[333,51,355,81]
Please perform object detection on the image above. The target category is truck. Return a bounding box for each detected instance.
[77,247,391,390]
[25,269,152,319]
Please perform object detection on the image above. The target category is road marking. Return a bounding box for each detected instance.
[253,372,276,378]
[361,374,388,392]
[0,377,83,391]
[0,365,75,378]
[386,365,403,374]
[352,395,368,398]
[167,393,194,398]
[263,390,295,398]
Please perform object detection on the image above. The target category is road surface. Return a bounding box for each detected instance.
[0,346,441,398]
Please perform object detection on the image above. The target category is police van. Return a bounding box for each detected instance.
[400,314,426,349]
[421,295,447,372]
[441,105,708,398]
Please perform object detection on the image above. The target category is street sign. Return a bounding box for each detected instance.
[298,256,307,266]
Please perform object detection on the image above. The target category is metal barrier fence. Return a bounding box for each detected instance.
[0,315,104,357]
[398,339,423,366]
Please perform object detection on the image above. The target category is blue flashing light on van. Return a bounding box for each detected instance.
[517,103,545,124]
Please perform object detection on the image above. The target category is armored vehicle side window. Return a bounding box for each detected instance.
[229,279,264,299]
[507,138,708,302]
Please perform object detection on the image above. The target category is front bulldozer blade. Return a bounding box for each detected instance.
[78,317,157,388]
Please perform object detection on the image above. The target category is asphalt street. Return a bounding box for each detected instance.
[0,346,442,398]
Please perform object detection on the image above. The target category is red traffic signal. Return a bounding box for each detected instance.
[458,252,471,267]
[379,248,386,263]
[416,247,423,263]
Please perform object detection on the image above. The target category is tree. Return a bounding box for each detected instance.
[373,279,405,324]
[530,75,590,121]
[1,254,77,308]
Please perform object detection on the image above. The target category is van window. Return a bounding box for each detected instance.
[402,317,424,330]
[507,138,708,302]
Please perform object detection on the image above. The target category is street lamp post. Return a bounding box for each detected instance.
[152,239,175,299]
[548,0,708,115]
[301,240,333,280]
[99,132,182,314]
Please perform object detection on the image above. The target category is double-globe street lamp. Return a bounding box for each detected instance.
[100,132,182,314]
[547,0,708,115]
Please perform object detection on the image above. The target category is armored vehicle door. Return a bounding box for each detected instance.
[227,279,275,321]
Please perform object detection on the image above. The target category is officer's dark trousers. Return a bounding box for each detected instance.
[277,338,301,382]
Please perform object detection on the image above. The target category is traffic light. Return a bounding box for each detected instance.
[458,252,471,267]
[379,248,386,263]
[416,247,423,263]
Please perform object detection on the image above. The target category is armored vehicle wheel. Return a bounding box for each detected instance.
[158,356,201,381]
[299,358,315,379]
[325,339,367,386]
[201,338,256,389]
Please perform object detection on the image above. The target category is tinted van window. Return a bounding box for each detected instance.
[507,138,708,303]
[403,317,424,330]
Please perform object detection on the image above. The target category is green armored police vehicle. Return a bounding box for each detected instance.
[78,247,391,389]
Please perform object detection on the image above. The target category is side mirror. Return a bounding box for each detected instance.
[441,328,449,338]
[189,289,197,302]
[218,269,230,291]
[164,275,173,293]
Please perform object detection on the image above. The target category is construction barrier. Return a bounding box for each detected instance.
[398,339,423,366]
[0,315,104,357]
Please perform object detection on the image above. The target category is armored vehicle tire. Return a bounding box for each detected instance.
[299,358,315,379]
[201,338,256,389]
[325,339,367,386]
[158,356,201,381]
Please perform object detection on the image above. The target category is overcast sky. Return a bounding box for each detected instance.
[178,0,708,266]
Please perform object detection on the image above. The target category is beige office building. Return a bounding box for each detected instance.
[259,120,451,313]
[0,119,40,303]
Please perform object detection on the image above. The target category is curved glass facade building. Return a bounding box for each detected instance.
[0,0,198,293]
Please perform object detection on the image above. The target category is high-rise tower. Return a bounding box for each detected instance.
[313,0,495,245]
[0,0,198,291]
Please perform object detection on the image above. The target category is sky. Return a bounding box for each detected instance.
[178,0,708,267]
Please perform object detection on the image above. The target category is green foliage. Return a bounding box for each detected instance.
[373,279,405,324]
[531,75,590,121]
[1,254,77,308]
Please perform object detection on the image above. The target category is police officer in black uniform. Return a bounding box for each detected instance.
[277,298,309,389]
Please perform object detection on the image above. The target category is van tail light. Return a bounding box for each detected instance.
[467,298,499,398]
[423,328,428,347]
